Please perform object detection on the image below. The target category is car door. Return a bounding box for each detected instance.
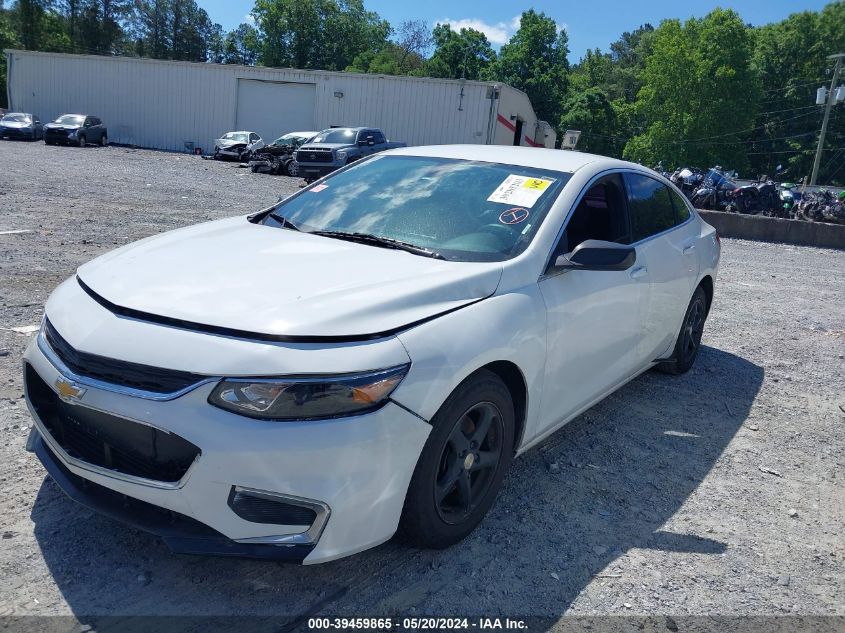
[358,130,375,156]
[537,172,651,432]
[623,172,699,361]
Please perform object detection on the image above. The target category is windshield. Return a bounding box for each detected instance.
[706,169,735,190]
[262,155,571,262]
[56,115,85,125]
[1,113,31,123]
[222,132,248,142]
[310,129,357,144]
[272,133,306,146]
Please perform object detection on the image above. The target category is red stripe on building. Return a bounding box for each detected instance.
[496,113,516,132]
[497,113,543,147]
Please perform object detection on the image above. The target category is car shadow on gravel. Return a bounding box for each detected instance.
[27,345,763,628]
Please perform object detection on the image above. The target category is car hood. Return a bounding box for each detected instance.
[45,123,81,130]
[76,217,503,339]
[216,138,247,147]
[298,143,349,151]
[1,121,32,128]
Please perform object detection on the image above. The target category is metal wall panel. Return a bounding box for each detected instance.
[6,50,548,153]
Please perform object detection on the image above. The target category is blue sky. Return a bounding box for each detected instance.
[199,0,829,62]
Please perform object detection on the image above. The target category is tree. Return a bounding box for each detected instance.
[424,23,495,80]
[484,10,569,125]
[624,9,761,171]
[126,0,222,61]
[750,3,845,183]
[222,22,260,65]
[559,87,618,155]
[0,4,18,107]
[252,0,389,71]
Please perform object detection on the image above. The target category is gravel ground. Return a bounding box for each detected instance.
[0,141,844,629]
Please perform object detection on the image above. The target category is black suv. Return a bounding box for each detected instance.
[44,114,108,147]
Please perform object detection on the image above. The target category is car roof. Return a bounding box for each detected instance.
[388,144,641,174]
[281,131,319,136]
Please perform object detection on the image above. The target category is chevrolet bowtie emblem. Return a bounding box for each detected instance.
[55,377,86,401]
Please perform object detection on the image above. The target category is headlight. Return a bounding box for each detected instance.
[336,150,347,161]
[68,129,78,137]
[208,364,409,421]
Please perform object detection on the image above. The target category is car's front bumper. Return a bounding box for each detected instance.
[1,127,35,139]
[297,163,339,179]
[23,301,431,564]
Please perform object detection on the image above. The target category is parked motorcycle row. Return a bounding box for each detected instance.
[653,163,845,225]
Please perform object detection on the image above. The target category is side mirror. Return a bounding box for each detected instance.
[551,239,636,273]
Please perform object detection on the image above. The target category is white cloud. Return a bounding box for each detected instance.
[244,13,255,26]
[436,18,511,45]
[437,15,568,46]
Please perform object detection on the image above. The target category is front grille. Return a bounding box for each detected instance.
[25,364,201,483]
[43,319,205,394]
[296,150,333,163]
[228,487,317,525]
[47,129,69,137]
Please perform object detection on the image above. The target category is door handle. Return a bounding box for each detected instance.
[682,244,696,255]
[629,266,648,279]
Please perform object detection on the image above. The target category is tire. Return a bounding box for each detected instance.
[77,134,86,147]
[100,134,108,147]
[285,160,299,177]
[399,369,515,549]
[658,286,708,375]
[44,139,53,145]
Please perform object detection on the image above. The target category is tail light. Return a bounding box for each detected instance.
[715,232,721,248]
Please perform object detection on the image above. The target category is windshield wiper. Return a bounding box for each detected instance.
[311,230,445,260]
[267,211,301,231]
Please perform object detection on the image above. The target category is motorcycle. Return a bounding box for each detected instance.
[670,167,704,198]
[690,167,736,211]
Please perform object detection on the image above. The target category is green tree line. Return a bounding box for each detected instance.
[1,0,844,184]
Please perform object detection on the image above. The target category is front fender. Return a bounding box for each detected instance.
[391,288,548,451]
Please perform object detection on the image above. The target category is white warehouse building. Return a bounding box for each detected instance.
[4,49,556,153]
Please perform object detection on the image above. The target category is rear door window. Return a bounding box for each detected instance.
[624,173,677,242]
[668,187,691,223]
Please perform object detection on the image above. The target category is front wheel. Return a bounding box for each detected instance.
[77,134,86,147]
[399,370,514,549]
[100,134,108,147]
[285,160,299,177]
[658,286,707,375]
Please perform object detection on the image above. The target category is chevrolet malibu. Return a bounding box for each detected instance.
[23,146,720,564]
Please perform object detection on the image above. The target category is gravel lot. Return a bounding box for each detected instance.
[1,141,844,628]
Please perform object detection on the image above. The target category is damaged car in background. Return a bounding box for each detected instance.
[294,127,405,182]
[0,112,44,140]
[44,114,107,147]
[21,145,719,565]
[248,131,317,176]
[213,131,264,161]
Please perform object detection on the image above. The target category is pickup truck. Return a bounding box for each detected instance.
[293,127,405,182]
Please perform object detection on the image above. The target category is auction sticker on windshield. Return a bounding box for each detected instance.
[487,175,555,208]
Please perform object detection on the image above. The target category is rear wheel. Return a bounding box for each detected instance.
[400,370,514,549]
[658,286,707,375]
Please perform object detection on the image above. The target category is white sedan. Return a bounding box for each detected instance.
[23,146,720,564]
[213,130,264,160]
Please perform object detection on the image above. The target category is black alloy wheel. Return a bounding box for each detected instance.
[435,402,504,524]
[658,286,708,375]
[400,369,514,548]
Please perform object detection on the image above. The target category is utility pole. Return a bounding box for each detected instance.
[811,53,845,186]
